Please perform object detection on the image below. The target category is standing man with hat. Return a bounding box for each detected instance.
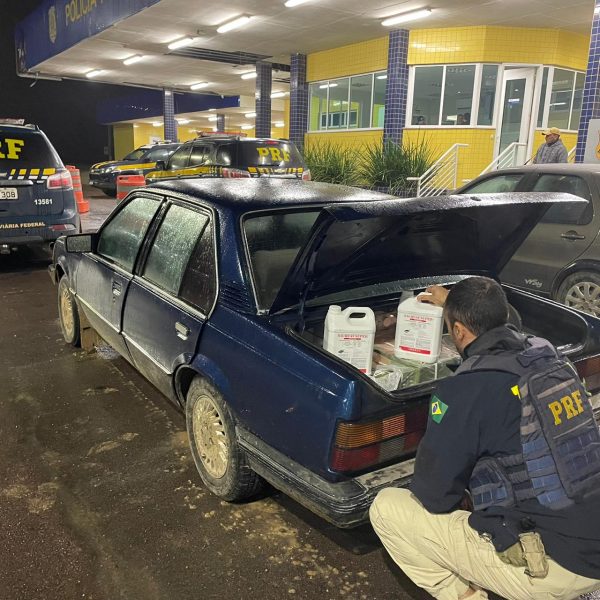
[533,127,568,163]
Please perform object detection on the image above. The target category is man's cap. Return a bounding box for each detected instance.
[542,127,561,136]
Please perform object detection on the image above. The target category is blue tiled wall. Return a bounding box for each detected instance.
[163,89,177,142]
[256,61,272,138]
[290,54,308,148]
[383,29,409,146]
[576,3,600,162]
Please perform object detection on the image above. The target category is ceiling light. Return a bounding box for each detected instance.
[273,121,285,127]
[190,81,209,90]
[241,71,257,80]
[176,118,191,124]
[133,124,139,128]
[376,74,387,80]
[244,112,256,118]
[208,116,218,122]
[596,6,600,14]
[217,15,253,34]
[285,0,312,6]
[240,124,253,130]
[152,122,162,127]
[381,8,433,27]
[319,83,337,89]
[123,55,144,66]
[271,91,287,98]
[213,127,218,132]
[85,69,104,78]
[167,36,195,50]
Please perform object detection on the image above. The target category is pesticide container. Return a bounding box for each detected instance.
[394,295,444,364]
[323,305,376,375]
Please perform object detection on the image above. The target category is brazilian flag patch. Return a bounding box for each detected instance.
[431,395,448,424]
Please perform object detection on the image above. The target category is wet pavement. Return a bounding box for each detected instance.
[0,189,432,599]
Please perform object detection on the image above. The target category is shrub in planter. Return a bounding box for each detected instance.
[301,141,362,186]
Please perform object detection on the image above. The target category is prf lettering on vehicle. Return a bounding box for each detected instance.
[257,147,291,162]
[0,138,25,160]
[548,390,585,425]
[65,0,101,26]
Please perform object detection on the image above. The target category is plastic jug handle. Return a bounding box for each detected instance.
[346,307,369,322]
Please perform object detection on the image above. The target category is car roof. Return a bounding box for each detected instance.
[0,124,42,134]
[487,164,600,176]
[146,178,395,213]
[182,136,292,145]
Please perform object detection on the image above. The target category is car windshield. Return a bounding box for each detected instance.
[0,129,61,171]
[123,148,147,161]
[244,209,321,308]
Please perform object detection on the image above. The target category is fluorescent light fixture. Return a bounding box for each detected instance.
[176,118,191,124]
[217,15,253,34]
[190,81,209,90]
[271,91,287,98]
[152,121,162,127]
[240,124,253,130]
[376,74,387,80]
[285,0,312,6]
[241,71,257,80]
[244,112,256,118]
[319,83,338,89]
[85,69,104,78]
[208,116,218,122]
[208,108,216,111]
[273,121,285,127]
[123,55,144,66]
[167,36,195,50]
[382,8,433,27]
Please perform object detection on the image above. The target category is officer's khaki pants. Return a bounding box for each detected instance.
[369,488,600,600]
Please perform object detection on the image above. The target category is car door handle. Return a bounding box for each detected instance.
[112,282,122,297]
[175,321,190,340]
[561,231,586,241]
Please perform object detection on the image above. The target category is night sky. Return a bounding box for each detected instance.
[0,0,128,165]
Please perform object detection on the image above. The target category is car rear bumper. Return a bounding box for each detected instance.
[237,427,415,528]
[89,175,116,191]
[0,210,79,246]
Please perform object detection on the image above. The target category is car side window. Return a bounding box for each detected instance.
[148,147,174,161]
[180,219,217,314]
[215,144,234,166]
[97,196,160,272]
[532,175,593,225]
[463,174,523,194]
[189,145,210,167]
[168,145,191,170]
[143,204,209,298]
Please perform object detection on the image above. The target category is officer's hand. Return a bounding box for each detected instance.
[417,285,449,307]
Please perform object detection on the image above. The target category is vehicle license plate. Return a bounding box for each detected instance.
[0,188,18,200]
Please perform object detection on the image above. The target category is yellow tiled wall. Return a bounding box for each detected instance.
[113,124,135,160]
[307,37,388,81]
[304,130,383,152]
[408,27,589,70]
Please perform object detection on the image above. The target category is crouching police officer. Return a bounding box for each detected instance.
[370,276,600,600]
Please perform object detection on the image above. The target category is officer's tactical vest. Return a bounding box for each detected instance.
[456,337,600,511]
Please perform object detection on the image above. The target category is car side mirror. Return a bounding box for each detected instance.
[155,160,166,170]
[65,233,93,253]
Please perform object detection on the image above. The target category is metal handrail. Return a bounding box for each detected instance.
[479,142,527,176]
[568,146,576,163]
[406,143,468,197]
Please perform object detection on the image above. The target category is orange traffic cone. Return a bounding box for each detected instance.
[66,165,90,214]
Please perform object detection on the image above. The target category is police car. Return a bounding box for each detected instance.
[89,141,181,197]
[0,119,79,254]
[145,135,309,183]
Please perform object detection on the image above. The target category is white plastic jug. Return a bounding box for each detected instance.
[394,296,444,364]
[324,305,376,375]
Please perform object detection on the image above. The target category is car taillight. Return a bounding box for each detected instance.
[301,169,311,181]
[222,168,251,178]
[574,354,600,394]
[330,408,427,473]
[47,170,73,190]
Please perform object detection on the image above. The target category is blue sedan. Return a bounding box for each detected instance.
[49,179,600,526]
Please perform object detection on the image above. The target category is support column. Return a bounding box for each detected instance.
[163,89,177,142]
[255,61,272,138]
[216,114,225,132]
[576,2,600,162]
[290,53,308,149]
[383,29,410,147]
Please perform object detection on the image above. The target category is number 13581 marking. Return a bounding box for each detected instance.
[34,198,52,205]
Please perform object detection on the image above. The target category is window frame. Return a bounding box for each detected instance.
[307,70,386,133]
[537,66,585,134]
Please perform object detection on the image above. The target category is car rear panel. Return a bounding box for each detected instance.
[238,140,306,178]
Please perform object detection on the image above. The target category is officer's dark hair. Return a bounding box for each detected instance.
[444,277,508,336]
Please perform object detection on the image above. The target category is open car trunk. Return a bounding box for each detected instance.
[290,282,594,395]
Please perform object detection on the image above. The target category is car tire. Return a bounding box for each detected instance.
[556,271,600,317]
[58,276,81,346]
[186,378,264,501]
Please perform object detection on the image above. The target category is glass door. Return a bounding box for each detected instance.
[496,67,536,157]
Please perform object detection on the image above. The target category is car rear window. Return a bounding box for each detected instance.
[462,173,523,194]
[531,174,593,225]
[222,141,304,168]
[0,129,61,171]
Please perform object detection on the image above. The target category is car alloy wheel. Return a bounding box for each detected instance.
[57,276,81,346]
[564,281,600,317]
[192,394,229,479]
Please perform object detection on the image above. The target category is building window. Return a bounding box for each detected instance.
[308,71,387,132]
[442,65,476,125]
[411,66,443,125]
[478,65,499,126]
[538,67,585,132]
